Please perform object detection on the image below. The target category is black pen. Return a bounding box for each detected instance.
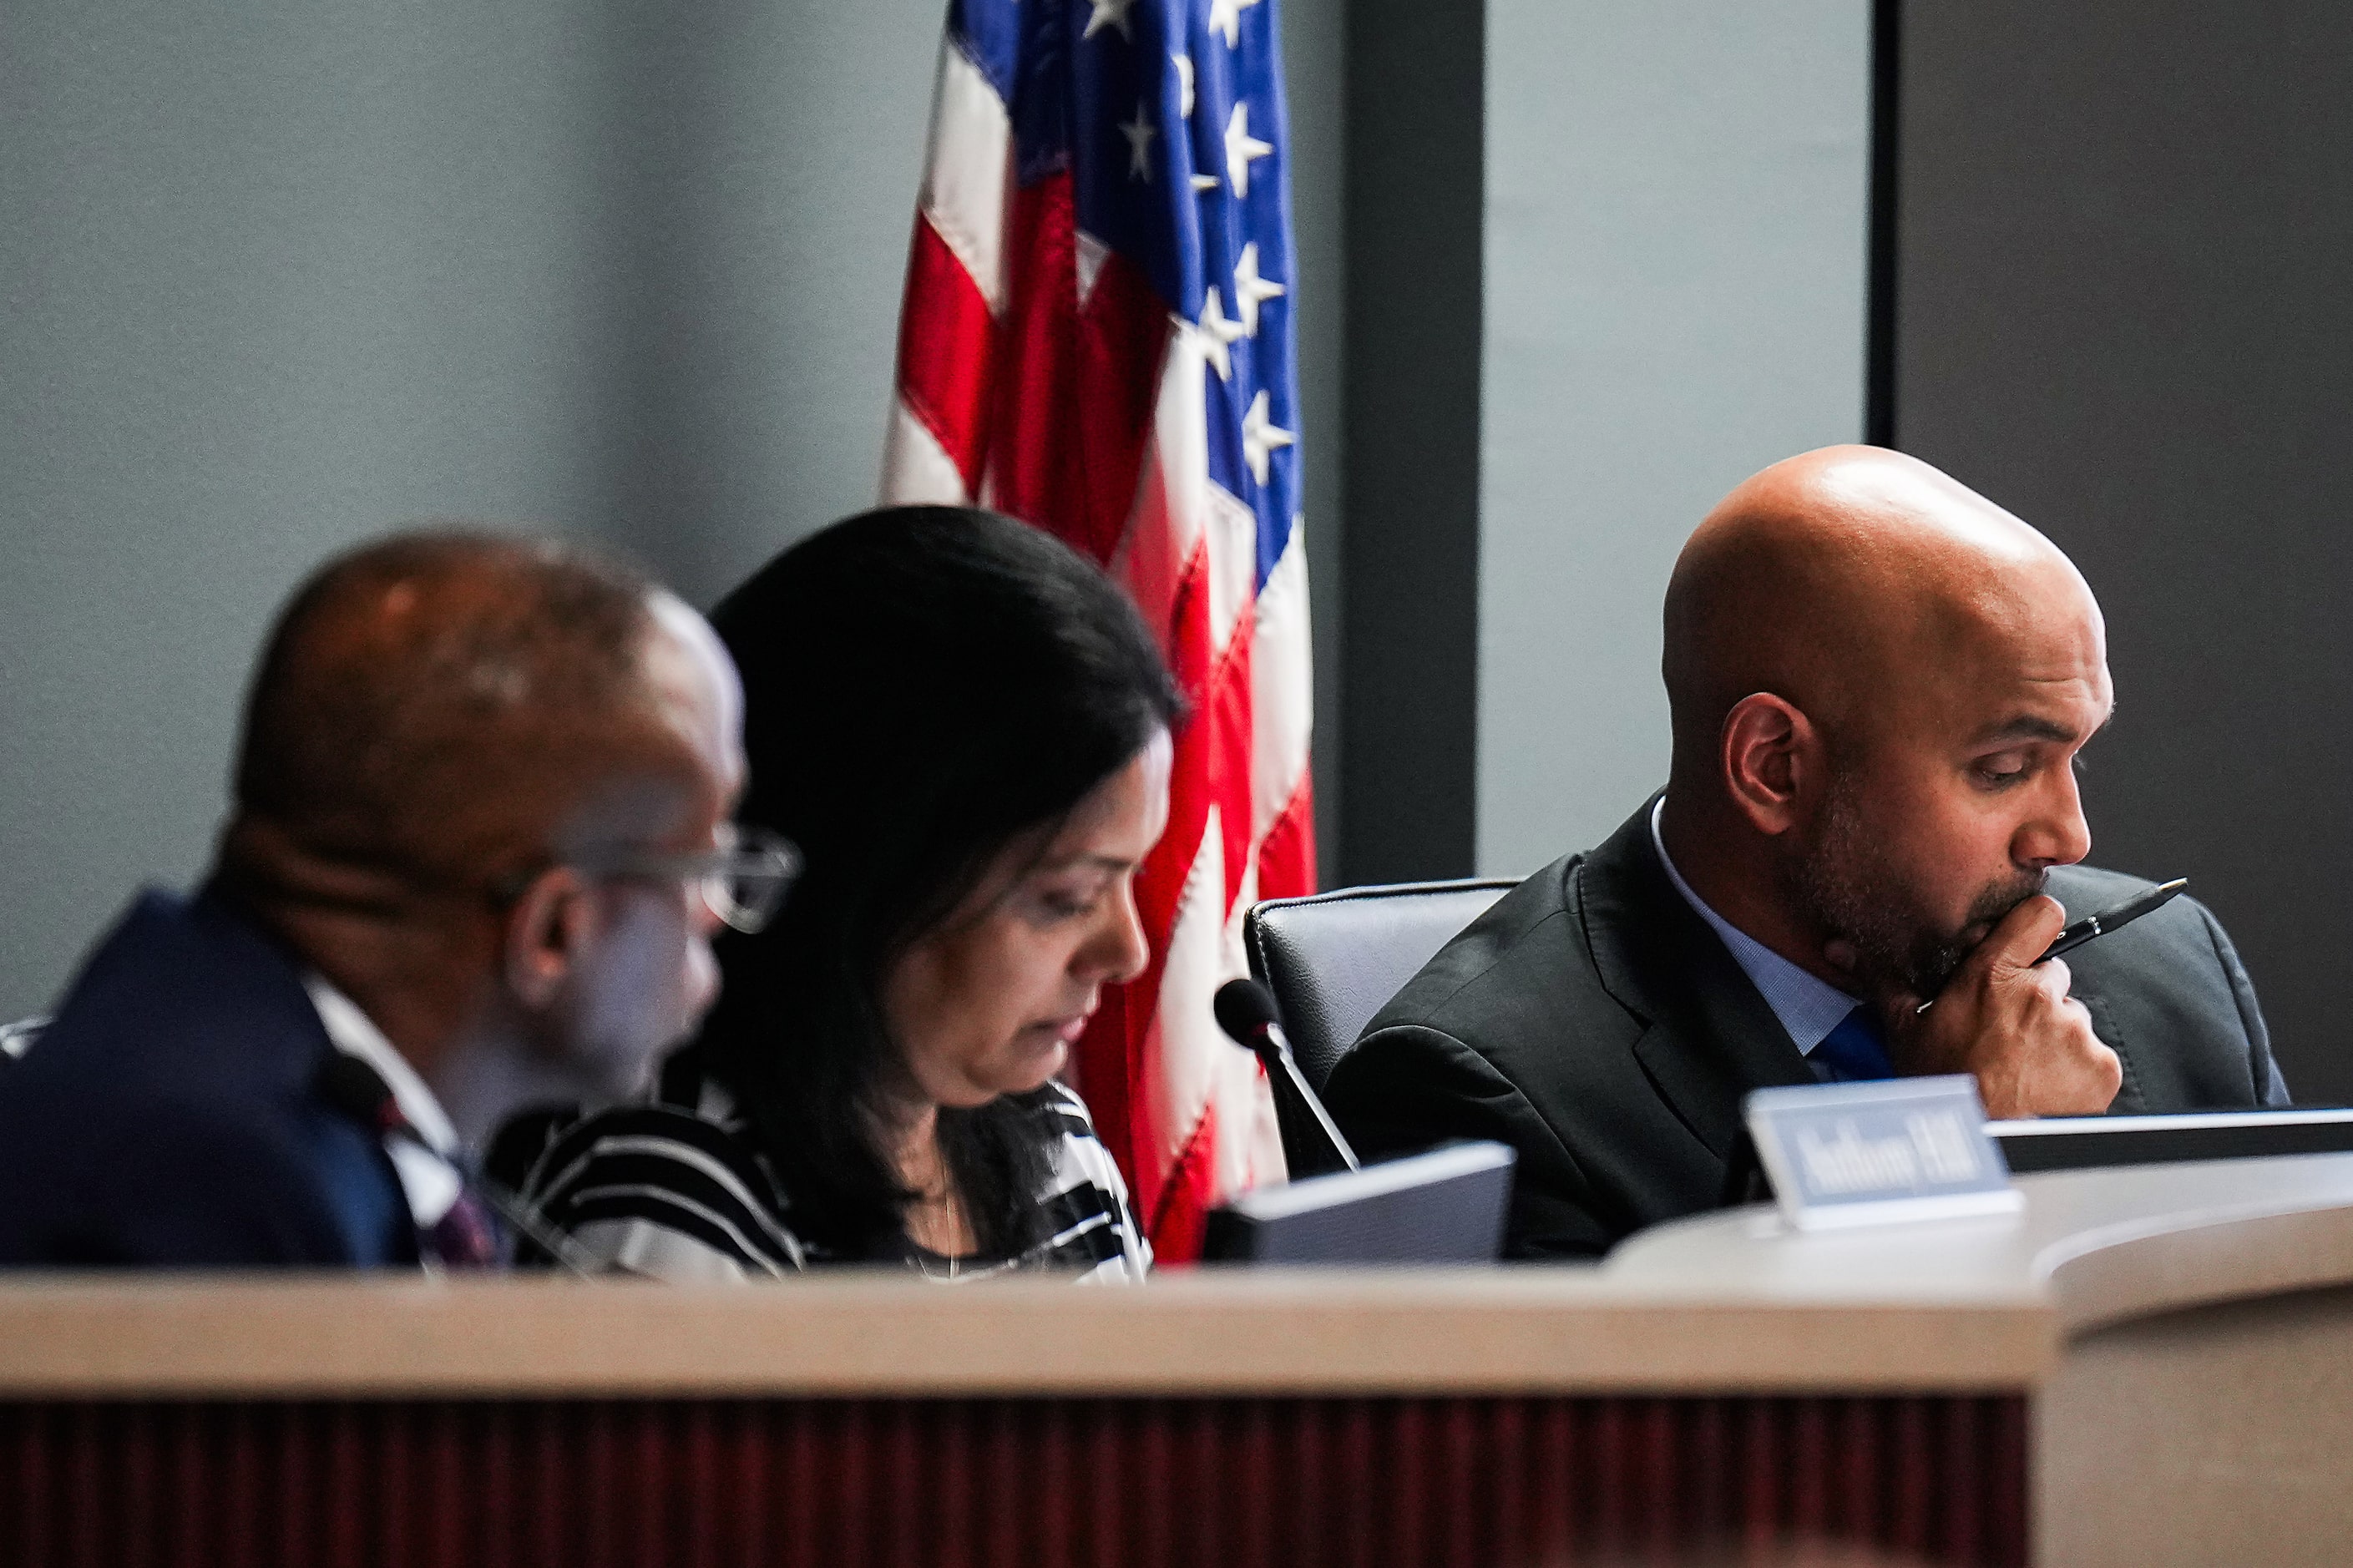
[1915,878,2188,1013]
[2037,878,2189,963]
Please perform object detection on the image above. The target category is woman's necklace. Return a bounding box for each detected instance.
[906,1128,966,1279]
[939,1183,960,1282]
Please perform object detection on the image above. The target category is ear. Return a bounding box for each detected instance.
[502,867,601,1010]
[1719,692,1823,837]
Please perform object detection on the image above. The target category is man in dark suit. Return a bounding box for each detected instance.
[0,532,755,1266]
[1325,447,2286,1259]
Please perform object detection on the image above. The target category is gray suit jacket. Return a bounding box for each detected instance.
[1323,799,2287,1260]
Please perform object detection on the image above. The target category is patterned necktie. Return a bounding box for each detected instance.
[1814,1004,1895,1081]
[426,1188,500,1269]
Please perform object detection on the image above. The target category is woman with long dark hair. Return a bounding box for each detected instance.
[512,506,1177,1280]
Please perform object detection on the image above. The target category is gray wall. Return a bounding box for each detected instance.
[0,0,1349,1020]
[1475,0,1873,876]
[1896,0,2353,1101]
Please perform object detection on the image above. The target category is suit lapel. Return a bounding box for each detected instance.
[1576,798,1814,1157]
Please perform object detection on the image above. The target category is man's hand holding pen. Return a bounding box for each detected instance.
[1876,894,2123,1119]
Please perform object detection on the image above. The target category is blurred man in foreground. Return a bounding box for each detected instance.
[1328,447,2285,1258]
[0,531,756,1267]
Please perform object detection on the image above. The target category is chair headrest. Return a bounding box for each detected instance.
[1243,880,1515,1092]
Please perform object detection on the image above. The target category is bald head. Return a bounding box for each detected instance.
[1665,446,2101,772]
[222,530,715,903]
[1658,447,2113,997]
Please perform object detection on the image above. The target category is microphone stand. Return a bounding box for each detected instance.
[1245,1022,1360,1174]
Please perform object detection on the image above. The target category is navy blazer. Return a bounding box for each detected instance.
[0,888,416,1267]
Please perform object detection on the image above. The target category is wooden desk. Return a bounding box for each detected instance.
[8,1152,2352,1566]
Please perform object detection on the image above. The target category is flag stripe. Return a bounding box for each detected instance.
[1250,520,1313,841]
[896,213,999,496]
[879,398,971,507]
[920,40,1015,314]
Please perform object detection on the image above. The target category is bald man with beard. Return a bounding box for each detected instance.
[1325,448,2286,1259]
[0,531,763,1267]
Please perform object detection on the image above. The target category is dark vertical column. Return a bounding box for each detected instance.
[1278,0,1351,885]
[1864,0,1901,449]
[1337,0,1485,886]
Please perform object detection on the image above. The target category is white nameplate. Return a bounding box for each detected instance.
[1745,1075,2022,1231]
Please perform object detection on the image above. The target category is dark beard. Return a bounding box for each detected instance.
[1784,776,2047,997]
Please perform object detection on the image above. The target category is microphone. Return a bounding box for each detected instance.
[1213,978,1359,1173]
[313,1054,598,1278]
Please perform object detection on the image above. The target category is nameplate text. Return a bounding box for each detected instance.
[1745,1075,2022,1231]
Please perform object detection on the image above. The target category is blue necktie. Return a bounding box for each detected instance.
[1813,1004,1894,1081]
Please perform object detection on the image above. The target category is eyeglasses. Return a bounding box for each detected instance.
[568,824,802,934]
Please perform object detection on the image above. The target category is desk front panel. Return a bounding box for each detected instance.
[0,1392,2026,1568]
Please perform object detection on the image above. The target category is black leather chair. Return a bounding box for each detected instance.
[1244,879,1516,1175]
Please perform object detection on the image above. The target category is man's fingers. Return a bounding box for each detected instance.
[2062,997,2123,1107]
[1876,986,1927,1034]
[1982,893,2067,975]
[2016,959,2082,1046]
[2036,955,2075,1003]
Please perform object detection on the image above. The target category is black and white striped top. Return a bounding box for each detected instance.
[509,1080,1151,1284]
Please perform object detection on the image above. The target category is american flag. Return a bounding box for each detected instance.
[879,0,1315,1259]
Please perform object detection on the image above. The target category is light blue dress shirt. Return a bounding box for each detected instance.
[1648,798,1857,1078]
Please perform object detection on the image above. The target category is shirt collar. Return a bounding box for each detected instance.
[302,974,464,1227]
[1647,797,1859,1056]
